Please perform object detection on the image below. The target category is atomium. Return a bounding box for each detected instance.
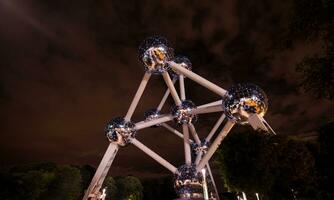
[169,55,192,80]
[139,36,174,74]
[174,164,203,199]
[172,100,198,124]
[105,117,136,146]
[223,83,268,124]
[83,36,277,200]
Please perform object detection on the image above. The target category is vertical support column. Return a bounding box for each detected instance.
[124,72,151,121]
[183,124,192,165]
[206,164,220,200]
[201,169,209,200]
[195,151,203,165]
[179,75,186,101]
[83,144,119,200]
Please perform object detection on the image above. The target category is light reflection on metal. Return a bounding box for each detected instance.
[105,117,136,146]
[172,100,198,124]
[201,169,209,200]
[83,36,278,200]
[174,164,203,199]
[169,55,192,80]
[223,83,268,124]
[139,36,173,74]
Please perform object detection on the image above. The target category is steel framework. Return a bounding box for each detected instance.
[83,37,276,200]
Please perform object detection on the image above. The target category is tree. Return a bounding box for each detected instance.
[314,121,334,199]
[116,176,143,200]
[103,176,118,200]
[215,127,316,199]
[289,0,334,99]
[44,165,83,200]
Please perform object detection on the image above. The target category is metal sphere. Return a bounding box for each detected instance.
[105,117,136,146]
[192,140,210,155]
[138,36,174,74]
[223,83,268,124]
[172,100,197,125]
[144,108,161,127]
[169,55,192,80]
[174,164,203,199]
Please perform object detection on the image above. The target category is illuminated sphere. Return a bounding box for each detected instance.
[174,164,203,199]
[105,117,136,146]
[172,100,197,124]
[223,83,268,124]
[192,140,210,155]
[144,108,161,127]
[139,36,174,74]
[169,55,192,80]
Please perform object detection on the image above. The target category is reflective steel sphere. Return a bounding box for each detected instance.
[174,164,203,199]
[172,100,197,124]
[139,36,174,74]
[105,117,136,146]
[223,83,268,124]
[192,140,210,155]
[169,55,192,80]
[144,108,161,127]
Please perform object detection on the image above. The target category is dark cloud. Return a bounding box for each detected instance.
[0,0,333,179]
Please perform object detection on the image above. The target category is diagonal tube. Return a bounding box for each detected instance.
[135,115,174,130]
[131,138,177,173]
[197,120,235,171]
[188,123,201,145]
[162,72,182,105]
[168,61,227,96]
[157,79,177,111]
[161,123,193,143]
[124,72,151,121]
[83,144,119,200]
[192,105,224,115]
[205,114,226,142]
[197,100,223,109]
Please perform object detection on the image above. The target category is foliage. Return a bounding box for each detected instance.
[289,0,334,99]
[215,127,316,199]
[142,176,176,200]
[115,176,143,200]
[103,176,117,200]
[296,54,334,99]
[314,121,334,199]
[44,165,83,200]
[0,162,84,200]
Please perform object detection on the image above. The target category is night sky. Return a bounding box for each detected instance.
[1,0,333,179]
